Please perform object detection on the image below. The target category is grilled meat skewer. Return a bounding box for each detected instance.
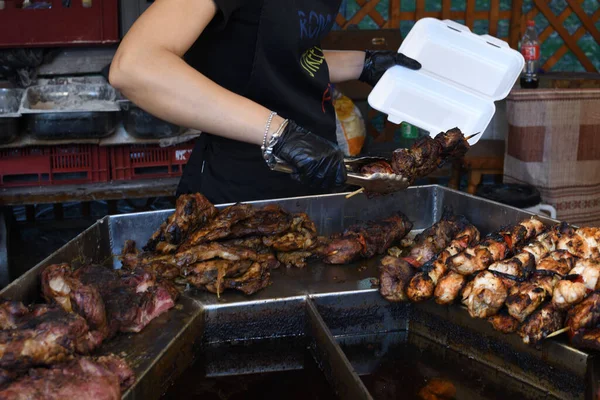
[518,302,566,346]
[447,217,546,276]
[434,271,467,305]
[406,221,480,302]
[379,210,467,302]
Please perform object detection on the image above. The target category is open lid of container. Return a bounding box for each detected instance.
[367,18,524,145]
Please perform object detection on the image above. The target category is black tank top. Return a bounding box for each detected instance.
[177,0,342,204]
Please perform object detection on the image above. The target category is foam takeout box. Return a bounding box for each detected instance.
[368,18,525,145]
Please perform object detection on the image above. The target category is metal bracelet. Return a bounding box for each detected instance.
[264,119,289,169]
[261,111,277,157]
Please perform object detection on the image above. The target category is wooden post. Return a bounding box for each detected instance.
[509,0,524,49]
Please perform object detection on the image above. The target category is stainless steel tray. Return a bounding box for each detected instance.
[19,84,119,140]
[1,186,594,400]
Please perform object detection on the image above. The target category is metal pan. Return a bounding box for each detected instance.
[19,84,119,140]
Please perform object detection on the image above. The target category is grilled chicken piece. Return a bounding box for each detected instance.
[324,212,413,264]
[360,160,394,175]
[0,304,103,370]
[488,310,520,333]
[447,233,509,275]
[379,256,415,302]
[434,271,466,305]
[228,204,292,238]
[184,259,254,287]
[174,242,262,267]
[212,261,271,296]
[553,259,600,310]
[144,193,217,253]
[184,203,256,246]
[556,225,600,259]
[518,302,565,346]
[262,213,318,252]
[0,355,134,400]
[566,292,600,333]
[488,251,535,282]
[501,218,547,250]
[462,271,516,318]
[407,222,480,302]
[506,274,559,322]
[536,250,577,277]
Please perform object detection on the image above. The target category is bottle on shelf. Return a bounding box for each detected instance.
[519,20,540,89]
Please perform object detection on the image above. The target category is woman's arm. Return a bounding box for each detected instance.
[323,50,365,83]
[109,0,285,145]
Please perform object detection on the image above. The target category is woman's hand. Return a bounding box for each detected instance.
[359,50,421,87]
[272,120,347,189]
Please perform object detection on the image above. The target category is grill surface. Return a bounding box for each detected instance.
[0,185,596,399]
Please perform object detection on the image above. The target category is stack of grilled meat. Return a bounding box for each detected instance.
[378,214,600,351]
[359,128,470,185]
[122,193,414,297]
[0,296,135,399]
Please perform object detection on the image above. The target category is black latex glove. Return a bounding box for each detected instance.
[272,120,347,189]
[359,50,421,87]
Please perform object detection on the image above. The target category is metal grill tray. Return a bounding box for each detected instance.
[1,186,597,400]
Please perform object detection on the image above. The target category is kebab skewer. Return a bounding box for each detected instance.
[379,209,469,302]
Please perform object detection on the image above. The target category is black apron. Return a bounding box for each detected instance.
[177,0,343,204]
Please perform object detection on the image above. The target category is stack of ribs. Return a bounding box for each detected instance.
[123,194,416,296]
[359,128,470,185]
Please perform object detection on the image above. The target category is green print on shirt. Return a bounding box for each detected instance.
[301,46,325,78]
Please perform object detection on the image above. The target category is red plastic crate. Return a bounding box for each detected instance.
[0,0,118,48]
[110,141,196,181]
[0,145,109,187]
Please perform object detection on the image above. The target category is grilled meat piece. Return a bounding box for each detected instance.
[42,264,178,337]
[0,301,29,330]
[221,236,267,251]
[144,193,217,253]
[392,128,469,183]
[536,249,576,277]
[360,160,394,175]
[570,328,600,352]
[462,271,515,318]
[506,274,558,323]
[184,259,254,288]
[174,242,261,267]
[184,203,256,246]
[556,225,600,259]
[488,251,535,282]
[518,302,565,346]
[209,261,271,296]
[228,205,292,238]
[407,223,480,302]
[447,217,545,276]
[0,355,134,400]
[434,271,466,305]
[0,304,102,370]
[379,256,416,302]
[566,292,600,334]
[447,234,509,276]
[553,259,600,310]
[323,212,413,264]
[263,231,317,252]
[276,251,314,269]
[488,310,520,333]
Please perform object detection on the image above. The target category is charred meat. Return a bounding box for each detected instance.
[144,193,217,254]
[0,355,134,400]
[518,302,565,346]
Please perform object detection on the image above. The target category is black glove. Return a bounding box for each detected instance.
[272,120,347,189]
[359,50,421,87]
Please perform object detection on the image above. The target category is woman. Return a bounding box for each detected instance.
[109,0,420,204]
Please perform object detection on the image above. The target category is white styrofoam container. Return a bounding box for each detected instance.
[368,18,525,145]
